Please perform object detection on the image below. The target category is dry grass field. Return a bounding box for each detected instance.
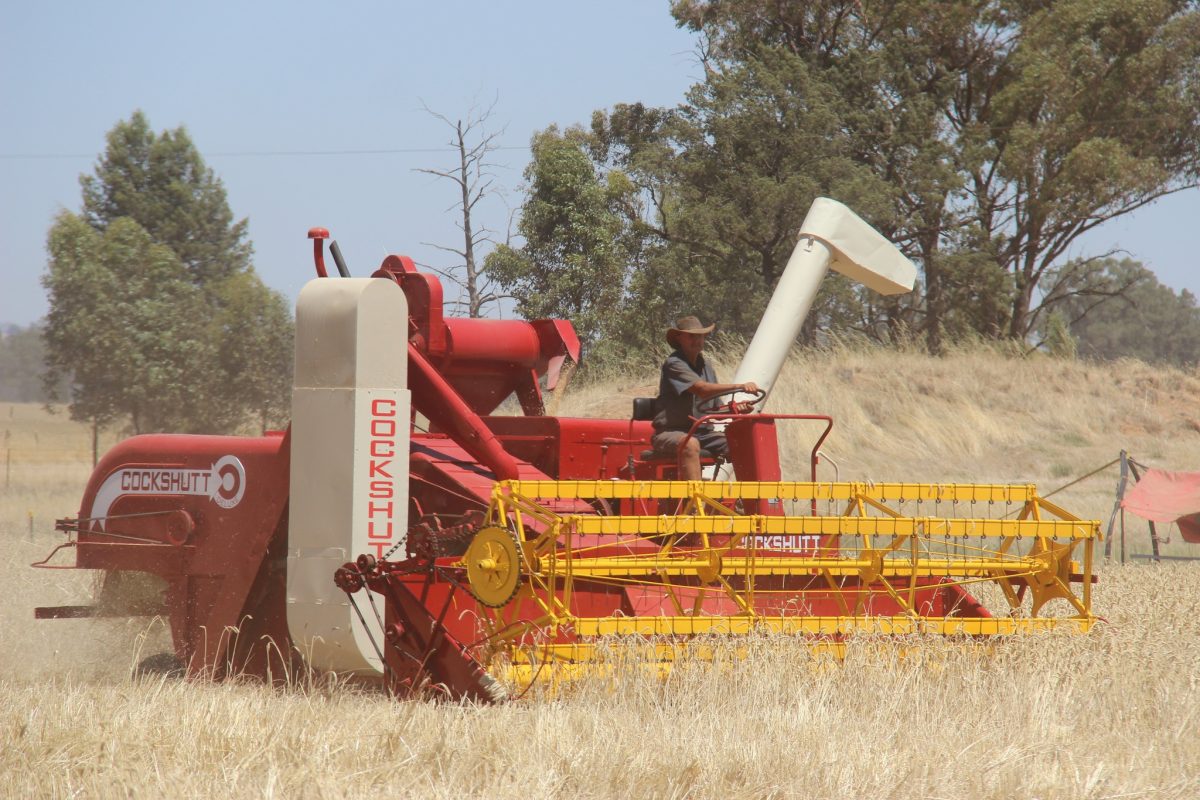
[3,345,1199,799]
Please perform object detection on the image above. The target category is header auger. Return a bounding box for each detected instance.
[35,199,1100,701]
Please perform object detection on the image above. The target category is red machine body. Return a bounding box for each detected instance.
[35,235,1026,698]
[39,432,294,678]
[36,243,652,680]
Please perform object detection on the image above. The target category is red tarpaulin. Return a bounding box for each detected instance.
[1120,468,1200,543]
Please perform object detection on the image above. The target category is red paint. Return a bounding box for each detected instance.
[36,240,1076,702]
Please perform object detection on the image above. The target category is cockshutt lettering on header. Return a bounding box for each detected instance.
[751,534,822,553]
[119,469,212,494]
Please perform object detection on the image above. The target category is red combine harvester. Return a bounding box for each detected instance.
[36,200,1101,702]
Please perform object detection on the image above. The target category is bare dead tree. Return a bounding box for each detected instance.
[415,97,511,318]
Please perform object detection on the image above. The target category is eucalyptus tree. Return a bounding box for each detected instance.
[504,1,1200,355]
[44,112,293,440]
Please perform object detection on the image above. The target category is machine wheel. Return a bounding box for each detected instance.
[464,526,524,608]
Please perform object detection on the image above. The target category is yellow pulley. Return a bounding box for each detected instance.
[463,526,524,608]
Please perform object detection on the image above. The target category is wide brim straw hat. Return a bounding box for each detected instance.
[666,315,715,347]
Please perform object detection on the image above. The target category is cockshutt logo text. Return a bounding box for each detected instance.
[90,455,246,528]
[364,397,400,558]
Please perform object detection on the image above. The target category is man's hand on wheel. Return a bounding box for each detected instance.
[732,382,762,413]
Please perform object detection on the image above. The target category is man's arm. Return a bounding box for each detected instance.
[687,380,760,401]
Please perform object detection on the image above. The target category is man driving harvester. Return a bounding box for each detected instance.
[652,316,760,480]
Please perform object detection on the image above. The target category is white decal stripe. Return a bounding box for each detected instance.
[89,456,246,529]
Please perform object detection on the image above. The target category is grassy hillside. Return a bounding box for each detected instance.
[2,346,1198,798]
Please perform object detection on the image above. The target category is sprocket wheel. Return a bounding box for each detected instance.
[463,526,524,608]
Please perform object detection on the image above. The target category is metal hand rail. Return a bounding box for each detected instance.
[679,413,835,483]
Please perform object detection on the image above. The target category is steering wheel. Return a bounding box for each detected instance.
[700,387,766,415]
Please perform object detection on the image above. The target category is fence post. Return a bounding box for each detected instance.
[1105,450,1129,560]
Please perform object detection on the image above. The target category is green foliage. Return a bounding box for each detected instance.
[650,1,977,350]
[501,1,1200,363]
[975,0,1200,338]
[80,110,252,286]
[209,271,294,429]
[1052,258,1200,365]
[42,112,293,435]
[584,43,907,346]
[0,324,63,403]
[673,0,1200,342]
[43,215,228,433]
[486,128,636,357]
[1042,311,1078,360]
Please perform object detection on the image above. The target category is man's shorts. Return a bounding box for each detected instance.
[650,427,729,459]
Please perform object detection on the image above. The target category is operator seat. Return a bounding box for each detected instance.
[630,397,718,474]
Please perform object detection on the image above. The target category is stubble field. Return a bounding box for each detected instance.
[2,345,1199,798]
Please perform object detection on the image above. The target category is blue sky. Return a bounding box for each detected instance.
[2,1,1196,328]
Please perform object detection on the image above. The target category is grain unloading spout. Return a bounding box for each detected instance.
[733,198,918,400]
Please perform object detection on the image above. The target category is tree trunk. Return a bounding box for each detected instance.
[920,231,944,356]
[456,121,482,318]
[417,101,503,319]
[1009,259,1035,340]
